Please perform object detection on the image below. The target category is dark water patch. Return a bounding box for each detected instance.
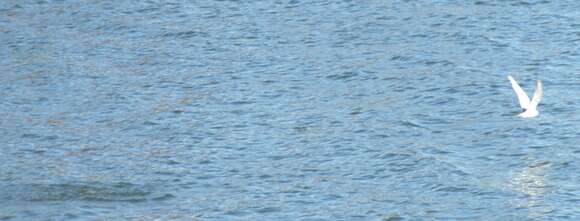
[20,133,42,139]
[256,206,282,214]
[162,30,208,39]
[0,182,168,202]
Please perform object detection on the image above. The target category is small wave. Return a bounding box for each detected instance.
[326,71,358,80]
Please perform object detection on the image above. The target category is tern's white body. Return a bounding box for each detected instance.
[508,75,543,118]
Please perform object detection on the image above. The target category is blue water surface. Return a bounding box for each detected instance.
[1,0,579,220]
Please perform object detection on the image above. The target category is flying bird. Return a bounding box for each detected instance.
[508,75,543,118]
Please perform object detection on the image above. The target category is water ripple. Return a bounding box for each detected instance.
[2,0,580,220]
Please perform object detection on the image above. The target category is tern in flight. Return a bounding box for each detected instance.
[508,75,543,118]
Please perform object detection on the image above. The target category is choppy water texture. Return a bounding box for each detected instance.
[1,0,580,220]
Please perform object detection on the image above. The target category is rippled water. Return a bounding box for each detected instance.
[2,0,580,220]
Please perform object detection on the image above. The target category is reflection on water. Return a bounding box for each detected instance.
[509,160,553,220]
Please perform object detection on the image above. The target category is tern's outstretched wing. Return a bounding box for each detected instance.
[529,80,542,110]
[508,75,531,109]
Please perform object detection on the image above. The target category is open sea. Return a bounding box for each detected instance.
[1,0,579,220]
